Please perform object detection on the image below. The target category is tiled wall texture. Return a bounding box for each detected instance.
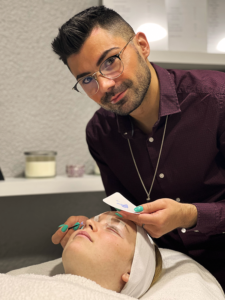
[0,0,100,177]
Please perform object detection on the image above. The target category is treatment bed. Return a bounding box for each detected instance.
[2,248,224,300]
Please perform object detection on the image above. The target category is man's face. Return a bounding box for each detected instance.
[67,28,151,116]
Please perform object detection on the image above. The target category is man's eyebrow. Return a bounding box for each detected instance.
[76,72,92,81]
[76,47,120,81]
[96,47,120,67]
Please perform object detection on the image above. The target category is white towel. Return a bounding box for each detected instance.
[5,248,225,300]
[0,273,135,300]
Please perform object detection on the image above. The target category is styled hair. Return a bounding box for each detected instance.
[51,5,135,66]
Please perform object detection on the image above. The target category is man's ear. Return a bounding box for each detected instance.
[134,32,150,59]
[121,272,130,283]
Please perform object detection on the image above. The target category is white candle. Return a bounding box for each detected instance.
[25,161,56,178]
[24,151,57,178]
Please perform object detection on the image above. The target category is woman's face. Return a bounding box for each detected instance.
[62,211,137,291]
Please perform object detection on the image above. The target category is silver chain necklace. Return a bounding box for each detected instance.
[127,115,168,201]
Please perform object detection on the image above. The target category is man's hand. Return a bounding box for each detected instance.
[52,215,89,248]
[118,199,198,238]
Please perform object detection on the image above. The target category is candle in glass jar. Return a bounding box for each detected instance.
[24,151,57,178]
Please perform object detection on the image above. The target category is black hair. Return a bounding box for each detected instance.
[51,6,135,66]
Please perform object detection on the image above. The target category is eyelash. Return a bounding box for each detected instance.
[107,225,120,235]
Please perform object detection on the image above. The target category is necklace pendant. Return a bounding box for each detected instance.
[146,196,150,201]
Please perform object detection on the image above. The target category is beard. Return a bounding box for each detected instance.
[100,53,151,116]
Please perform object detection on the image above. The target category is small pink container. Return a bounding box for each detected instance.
[66,165,85,177]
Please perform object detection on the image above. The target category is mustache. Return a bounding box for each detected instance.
[101,80,133,104]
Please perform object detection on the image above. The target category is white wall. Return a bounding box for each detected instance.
[0,0,99,177]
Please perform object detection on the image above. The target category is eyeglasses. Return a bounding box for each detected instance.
[72,35,135,96]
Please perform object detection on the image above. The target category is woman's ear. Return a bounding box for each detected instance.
[134,32,150,60]
[121,272,130,283]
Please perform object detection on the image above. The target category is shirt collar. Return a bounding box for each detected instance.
[117,63,181,138]
[153,63,181,117]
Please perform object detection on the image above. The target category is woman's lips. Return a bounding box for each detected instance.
[110,89,127,104]
[74,231,92,242]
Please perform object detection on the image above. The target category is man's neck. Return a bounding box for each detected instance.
[130,63,160,135]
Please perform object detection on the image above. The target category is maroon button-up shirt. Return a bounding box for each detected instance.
[86,63,225,290]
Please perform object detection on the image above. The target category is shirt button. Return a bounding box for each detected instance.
[124,132,127,135]
[176,198,181,202]
[194,230,199,232]
[181,228,186,233]
[159,173,164,178]
[149,137,154,142]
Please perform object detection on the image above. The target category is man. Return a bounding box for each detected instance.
[51,6,225,290]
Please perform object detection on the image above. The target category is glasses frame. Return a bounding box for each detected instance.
[72,35,135,95]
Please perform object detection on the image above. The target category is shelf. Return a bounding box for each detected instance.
[150,50,225,70]
[0,175,104,197]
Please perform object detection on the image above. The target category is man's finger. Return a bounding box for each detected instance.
[52,227,67,245]
[140,199,168,214]
[60,230,75,248]
[119,199,169,218]
[52,215,88,245]
[118,209,163,226]
[51,221,72,245]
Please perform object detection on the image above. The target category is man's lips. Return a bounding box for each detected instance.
[74,231,92,242]
[110,89,127,104]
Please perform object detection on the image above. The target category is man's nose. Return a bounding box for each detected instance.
[97,76,116,93]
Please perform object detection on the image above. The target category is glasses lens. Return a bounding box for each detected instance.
[100,56,124,79]
[77,76,98,96]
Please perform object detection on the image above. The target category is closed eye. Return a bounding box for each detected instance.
[107,225,120,235]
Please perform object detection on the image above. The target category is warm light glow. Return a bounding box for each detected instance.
[136,23,167,42]
[216,38,225,53]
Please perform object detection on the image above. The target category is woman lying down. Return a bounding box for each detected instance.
[63,211,162,298]
[1,211,161,300]
[2,211,224,300]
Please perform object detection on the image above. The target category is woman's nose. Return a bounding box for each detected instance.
[85,218,98,232]
[97,76,116,93]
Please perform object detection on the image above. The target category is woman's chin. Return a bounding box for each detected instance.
[62,249,92,275]
[63,239,85,258]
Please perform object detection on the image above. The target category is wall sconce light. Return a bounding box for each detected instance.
[136,23,167,42]
[216,38,225,53]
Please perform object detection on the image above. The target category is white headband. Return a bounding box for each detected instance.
[120,225,156,299]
